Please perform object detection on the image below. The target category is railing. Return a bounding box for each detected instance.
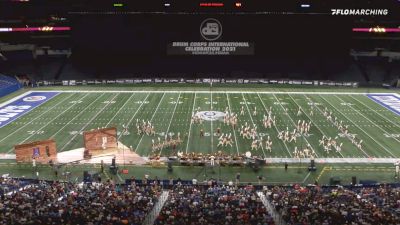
[36,78,359,87]
[257,191,286,225]
[142,190,170,225]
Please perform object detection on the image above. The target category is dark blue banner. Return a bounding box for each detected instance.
[367,94,400,116]
[0,92,59,128]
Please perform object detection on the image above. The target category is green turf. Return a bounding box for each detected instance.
[1,163,398,185]
[0,86,400,184]
[1,90,400,159]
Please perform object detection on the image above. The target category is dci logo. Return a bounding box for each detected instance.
[200,18,222,41]
[23,96,46,102]
[195,111,225,121]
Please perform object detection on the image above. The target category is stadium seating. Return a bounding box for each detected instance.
[0,74,21,97]
[0,177,31,196]
[0,179,161,225]
[3,177,400,225]
[155,184,275,225]
[263,184,400,225]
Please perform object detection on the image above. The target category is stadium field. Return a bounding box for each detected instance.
[1,88,400,163]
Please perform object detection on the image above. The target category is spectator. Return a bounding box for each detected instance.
[155,184,275,225]
[0,179,161,225]
[265,184,400,225]
[236,172,240,185]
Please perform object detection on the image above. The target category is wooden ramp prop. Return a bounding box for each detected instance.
[15,139,57,163]
[83,127,118,159]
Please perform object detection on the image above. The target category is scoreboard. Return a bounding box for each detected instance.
[71,13,351,57]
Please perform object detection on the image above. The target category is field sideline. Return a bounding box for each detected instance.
[1,89,400,162]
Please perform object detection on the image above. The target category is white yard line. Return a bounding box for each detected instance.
[210,91,214,153]
[349,95,400,129]
[6,93,92,153]
[241,94,256,127]
[124,93,151,133]
[0,91,32,108]
[335,95,400,148]
[226,92,240,156]
[105,93,136,127]
[287,94,339,158]
[272,93,317,157]
[256,93,292,157]
[303,94,366,158]
[185,92,197,154]
[48,93,105,140]
[319,94,396,158]
[116,93,150,141]
[241,93,267,158]
[302,171,311,184]
[116,173,123,182]
[134,93,166,152]
[60,93,120,151]
[159,92,181,156]
[0,93,74,143]
[165,92,181,134]
[338,95,400,142]
[29,90,399,95]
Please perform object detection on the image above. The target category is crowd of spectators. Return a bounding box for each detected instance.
[155,184,275,225]
[4,176,400,225]
[265,184,400,225]
[0,177,31,196]
[0,179,161,225]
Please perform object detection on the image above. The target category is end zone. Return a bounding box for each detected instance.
[0,92,59,128]
[367,94,400,116]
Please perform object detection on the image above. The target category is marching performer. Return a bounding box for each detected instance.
[297,107,302,116]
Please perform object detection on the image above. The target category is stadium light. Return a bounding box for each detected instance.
[0,28,12,32]
[301,4,310,8]
[0,26,71,32]
[353,27,400,33]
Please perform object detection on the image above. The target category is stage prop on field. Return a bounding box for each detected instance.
[15,139,57,163]
[83,127,118,159]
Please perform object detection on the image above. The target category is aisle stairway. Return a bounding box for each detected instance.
[143,190,169,225]
[257,191,285,225]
